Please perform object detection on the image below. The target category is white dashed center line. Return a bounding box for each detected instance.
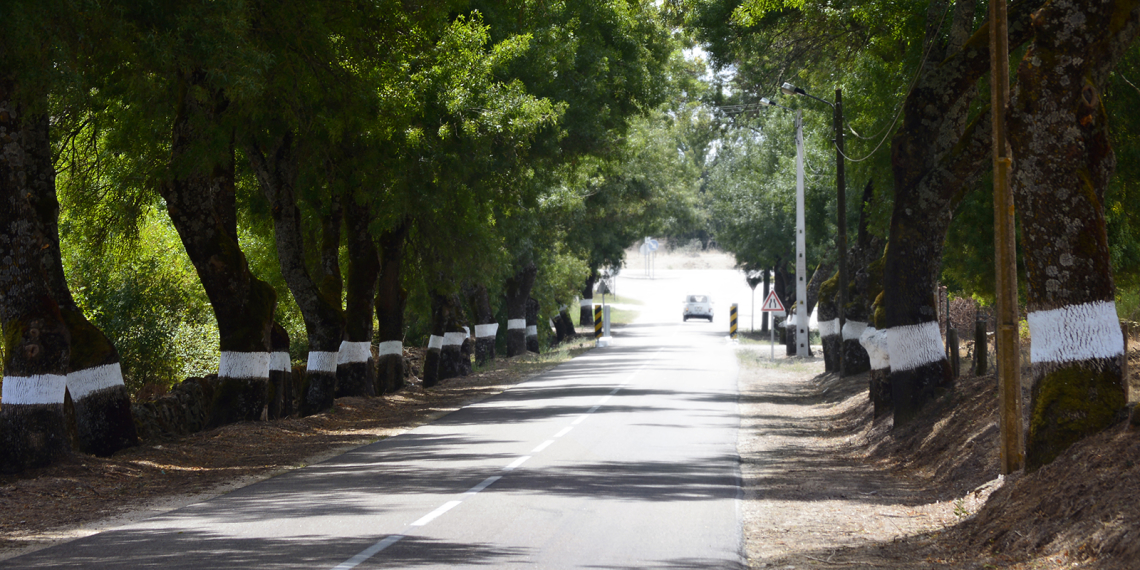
[504,455,531,471]
[330,347,667,570]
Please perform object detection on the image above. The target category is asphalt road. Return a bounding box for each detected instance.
[4,272,746,569]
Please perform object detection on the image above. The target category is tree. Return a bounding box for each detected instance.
[89,0,280,427]
[1008,0,1140,469]
[1,79,74,472]
[2,0,141,472]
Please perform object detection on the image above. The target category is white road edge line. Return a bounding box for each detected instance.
[504,455,531,470]
[531,440,554,453]
[332,534,406,570]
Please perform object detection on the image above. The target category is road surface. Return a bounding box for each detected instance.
[4,270,746,569]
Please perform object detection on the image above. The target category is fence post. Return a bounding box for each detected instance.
[975,318,988,375]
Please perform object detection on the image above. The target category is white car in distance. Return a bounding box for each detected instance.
[683,295,714,322]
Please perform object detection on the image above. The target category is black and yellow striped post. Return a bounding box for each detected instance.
[730,303,739,340]
[594,305,603,342]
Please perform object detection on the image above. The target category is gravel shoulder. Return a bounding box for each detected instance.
[736,339,1140,570]
[736,347,971,568]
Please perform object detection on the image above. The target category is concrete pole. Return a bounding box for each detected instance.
[795,109,809,358]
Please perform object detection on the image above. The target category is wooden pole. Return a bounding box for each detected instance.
[835,89,847,375]
[990,0,1024,474]
[975,317,989,375]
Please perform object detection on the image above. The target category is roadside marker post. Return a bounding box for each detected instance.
[760,291,786,360]
[730,304,738,340]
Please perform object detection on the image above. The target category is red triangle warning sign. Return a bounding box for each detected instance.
[760,291,785,313]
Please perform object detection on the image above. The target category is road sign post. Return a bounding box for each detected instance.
[760,290,786,361]
[730,304,738,340]
[642,237,659,278]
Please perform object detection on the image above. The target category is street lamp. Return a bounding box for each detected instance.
[780,82,847,373]
[759,98,810,358]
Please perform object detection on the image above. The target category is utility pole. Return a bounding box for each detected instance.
[794,109,808,357]
[835,88,847,374]
[990,0,1024,474]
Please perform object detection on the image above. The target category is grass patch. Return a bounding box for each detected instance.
[608,307,639,326]
[1118,287,1140,322]
[572,301,642,327]
[604,294,643,305]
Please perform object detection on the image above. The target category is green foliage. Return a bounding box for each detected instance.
[1105,43,1140,290]
[6,0,707,395]
[703,107,837,273]
[1117,287,1140,322]
[61,210,219,395]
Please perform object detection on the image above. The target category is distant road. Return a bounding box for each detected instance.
[4,273,744,569]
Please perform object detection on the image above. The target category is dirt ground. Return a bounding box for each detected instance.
[3,328,1139,569]
[735,336,1140,569]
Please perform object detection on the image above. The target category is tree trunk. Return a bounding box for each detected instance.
[775,258,795,354]
[268,323,292,419]
[468,285,498,365]
[337,195,379,398]
[552,312,571,342]
[557,306,576,338]
[26,112,137,457]
[164,71,275,429]
[422,293,447,388]
[841,182,881,378]
[1008,0,1139,470]
[801,261,833,358]
[761,270,771,333]
[883,0,1043,425]
[244,132,344,416]
[864,294,894,419]
[526,297,540,353]
[375,221,409,393]
[818,274,841,372]
[439,294,468,381]
[579,271,597,331]
[805,259,832,319]
[504,264,537,356]
[0,88,72,473]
